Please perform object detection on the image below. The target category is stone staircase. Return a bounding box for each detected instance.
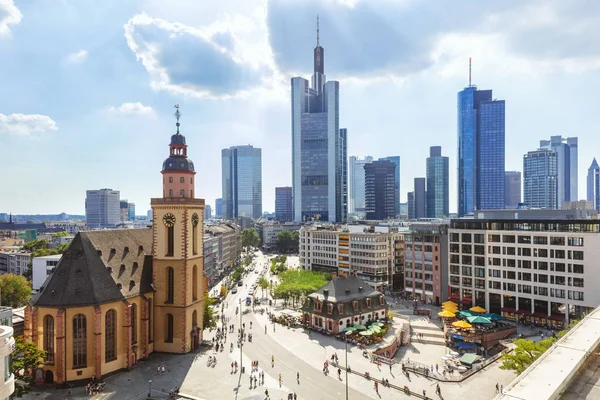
[410,321,446,346]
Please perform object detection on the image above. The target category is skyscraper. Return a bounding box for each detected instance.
[407,192,415,220]
[504,171,522,209]
[426,146,449,218]
[291,19,347,223]
[364,160,396,220]
[523,149,558,209]
[539,136,578,205]
[221,145,262,219]
[85,188,120,228]
[275,187,293,222]
[120,199,129,222]
[413,178,426,219]
[128,202,135,220]
[215,198,222,218]
[205,204,212,220]
[457,77,505,216]
[587,158,600,211]
[379,156,400,216]
[349,156,373,214]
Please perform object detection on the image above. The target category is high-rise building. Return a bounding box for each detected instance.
[407,192,415,220]
[120,200,129,222]
[364,160,396,220]
[523,149,558,209]
[457,83,505,216]
[275,187,293,222]
[204,205,212,220]
[413,178,427,219]
[504,171,522,209]
[221,145,262,219]
[291,19,347,223]
[215,198,223,218]
[128,202,135,220]
[587,158,600,212]
[85,188,120,228]
[379,156,400,216]
[539,136,578,205]
[426,146,449,218]
[348,156,373,214]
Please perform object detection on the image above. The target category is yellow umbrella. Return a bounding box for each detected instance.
[438,310,456,318]
[452,320,472,329]
[442,304,458,310]
[443,300,458,306]
[469,306,487,313]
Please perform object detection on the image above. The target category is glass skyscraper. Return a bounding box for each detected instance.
[504,171,522,209]
[523,149,558,209]
[457,86,505,216]
[221,145,262,219]
[539,136,578,205]
[349,156,373,214]
[426,146,449,218]
[379,156,400,216]
[291,22,347,223]
[275,187,293,222]
[587,158,600,212]
[364,160,396,220]
[413,177,426,219]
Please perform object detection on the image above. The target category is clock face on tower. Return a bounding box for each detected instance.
[162,212,176,227]
[191,213,199,227]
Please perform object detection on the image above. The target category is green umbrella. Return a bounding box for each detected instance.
[353,324,366,330]
[369,326,382,333]
[481,313,505,321]
[344,326,358,332]
[371,322,384,327]
[359,330,372,336]
[467,316,492,324]
[457,310,474,318]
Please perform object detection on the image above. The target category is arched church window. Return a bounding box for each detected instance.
[72,314,87,368]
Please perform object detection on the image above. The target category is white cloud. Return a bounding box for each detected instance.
[107,102,156,116]
[66,49,88,64]
[0,0,22,35]
[0,113,58,136]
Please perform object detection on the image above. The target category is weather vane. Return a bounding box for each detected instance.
[174,104,181,134]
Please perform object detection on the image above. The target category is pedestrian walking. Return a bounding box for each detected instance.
[436,363,439,373]
[436,383,441,395]
[389,363,392,373]
[501,384,503,393]
[423,389,426,397]
[265,325,267,334]
[374,381,379,393]
[297,372,300,383]
[496,383,499,393]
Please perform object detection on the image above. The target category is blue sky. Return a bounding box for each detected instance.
[1,0,599,215]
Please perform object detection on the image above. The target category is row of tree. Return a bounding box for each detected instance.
[241,227,300,253]
[272,269,330,308]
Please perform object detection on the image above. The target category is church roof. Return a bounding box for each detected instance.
[31,228,154,308]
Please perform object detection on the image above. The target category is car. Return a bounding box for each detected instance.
[255,270,259,274]
[231,288,238,294]
[237,281,243,287]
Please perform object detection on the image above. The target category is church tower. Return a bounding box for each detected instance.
[151,105,206,353]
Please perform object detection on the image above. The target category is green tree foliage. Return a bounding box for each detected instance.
[0,274,32,307]
[22,239,50,252]
[12,336,46,397]
[51,231,70,238]
[203,293,217,330]
[272,270,329,307]
[22,239,69,258]
[241,228,261,248]
[270,256,288,275]
[276,230,299,253]
[500,337,557,374]
[258,275,269,297]
[231,265,246,282]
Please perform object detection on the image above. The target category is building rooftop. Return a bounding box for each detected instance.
[308,276,382,303]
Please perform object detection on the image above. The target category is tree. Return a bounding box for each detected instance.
[51,231,70,238]
[203,294,217,330]
[276,230,300,253]
[258,276,269,297]
[12,336,45,397]
[242,228,261,248]
[0,274,32,307]
[499,337,556,375]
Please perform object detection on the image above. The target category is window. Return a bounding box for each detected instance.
[550,237,565,246]
[180,189,185,198]
[72,314,87,368]
[338,304,344,314]
[165,313,174,343]
[538,261,548,270]
[568,237,584,247]
[538,287,548,296]
[105,310,116,362]
[555,263,565,272]
[148,298,153,343]
[44,315,54,363]
[461,233,471,242]
[538,274,548,283]
[488,234,501,243]
[192,220,198,255]
[522,248,532,257]
[450,233,459,242]
[131,304,137,345]
[534,236,548,245]
[166,226,174,256]
[166,267,174,303]
[461,266,472,276]
[180,177,185,183]
[573,291,584,301]
[474,234,484,244]
[192,265,198,300]
[366,298,372,308]
[169,177,173,183]
[315,301,322,311]
[380,295,385,305]
[573,278,584,287]
[573,251,584,260]
[503,235,515,243]
[169,189,173,197]
[352,301,358,311]
[327,304,333,314]
[554,250,565,259]
[518,236,531,244]
[573,264,584,274]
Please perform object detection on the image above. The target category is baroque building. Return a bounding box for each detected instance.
[24,107,207,384]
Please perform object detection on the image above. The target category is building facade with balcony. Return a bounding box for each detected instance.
[0,323,15,399]
[448,219,600,329]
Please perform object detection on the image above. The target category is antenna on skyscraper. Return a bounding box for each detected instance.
[317,15,320,46]
[469,57,472,87]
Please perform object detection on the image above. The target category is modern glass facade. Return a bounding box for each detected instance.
[539,136,578,205]
[504,171,522,209]
[85,189,120,228]
[413,177,426,219]
[275,187,293,222]
[457,87,505,215]
[379,156,400,216]
[587,158,600,212]
[364,160,395,220]
[426,146,449,218]
[523,149,558,209]
[221,145,262,219]
[349,156,373,213]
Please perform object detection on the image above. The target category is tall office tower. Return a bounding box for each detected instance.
[221,145,262,219]
[128,202,135,220]
[426,146,449,218]
[539,136,578,205]
[457,70,505,216]
[291,19,347,223]
[215,198,223,218]
[413,178,427,219]
[275,186,293,222]
[587,158,600,211]
[120,199,129,222]
[407,192,415,220]
[205,205,212,220]
[379,156,400,216]
[504,171,522,209]
[349,156,373,214]
[523,149,558,209]
[85,188,120,228]
[340,128,348,221]
[364,160,396,220]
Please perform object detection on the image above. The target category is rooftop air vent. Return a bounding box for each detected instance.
[96,250,102,256]
[358,286,363,292]
[345,289,351,294]
[129,280,135,291]
[119,264,126,278]
[51,290,55,295]
[323,289,329,297]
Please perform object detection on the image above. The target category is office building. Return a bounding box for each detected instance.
[407,192,415,220]
[291,20,347,223]
[587,158,600,212]
[349,156,373,214]
[364,160,396,220]
[413,178,426,219]
[540,136,578,205]
[204,205,212,220]
[255,221,301,248]
[457,85,505,215]
[127,202,135,220]
[221,145,262,219]
[86,189,120,228]
[215,198,223,218]
[204,222,242,287]
[120,200,129,222]
[146,209,152,220]
[32,254,62,291]
[379,156,400,216]
[474,208,597,220]
[0,319,14,398]
[0,250,30,275]
[405,222,449,306]
[426,146,449,218]
[523,149,558,209]
[562,200,594,211]
[448,219,600,329]
[275,187,293,222]
[504,171,522,209]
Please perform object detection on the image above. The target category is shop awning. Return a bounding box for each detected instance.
[549,314,565,321]
[450,333,463,340]
[532,312,548,318]
[461,298,473,304]
[455,342,478,349]
[459,353,481,365]
[515,310,531,315]
[501,307,516,313]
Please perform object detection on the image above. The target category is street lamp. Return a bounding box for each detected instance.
[345,331,351,400]
[239,298,243,375]
[148,380,152,398]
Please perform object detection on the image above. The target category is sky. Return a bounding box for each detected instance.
[1,0,599,216]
